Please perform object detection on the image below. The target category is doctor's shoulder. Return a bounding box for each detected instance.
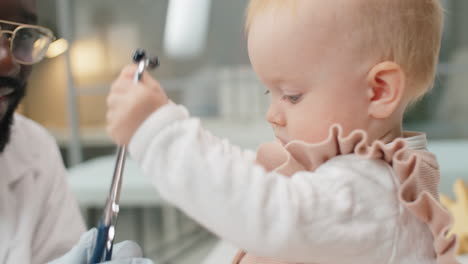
[10,113,62,160]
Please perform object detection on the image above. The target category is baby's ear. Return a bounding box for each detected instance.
[366,61,406,119]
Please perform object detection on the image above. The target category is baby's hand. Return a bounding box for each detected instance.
[106,64,169,146]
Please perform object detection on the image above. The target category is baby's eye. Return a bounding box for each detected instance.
[283,94,303,104]
[264,90,270,95]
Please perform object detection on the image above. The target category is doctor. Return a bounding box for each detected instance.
[0,0,152,263]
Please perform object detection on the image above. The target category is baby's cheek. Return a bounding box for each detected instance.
[290,115,332,144]
[300,130,331,144]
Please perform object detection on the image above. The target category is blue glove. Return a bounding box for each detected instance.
[48,228,153,264]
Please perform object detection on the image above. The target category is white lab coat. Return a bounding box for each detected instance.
[0,114,85,264]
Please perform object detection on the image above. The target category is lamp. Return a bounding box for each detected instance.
[46,38,69,58]
[163,0,212,59]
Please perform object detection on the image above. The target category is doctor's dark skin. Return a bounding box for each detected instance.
[0,0,37,152]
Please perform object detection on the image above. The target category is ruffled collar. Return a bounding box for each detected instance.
[245,125,459,264]
[403,131,428,151]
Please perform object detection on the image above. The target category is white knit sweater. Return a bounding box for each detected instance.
[129,103,437,264]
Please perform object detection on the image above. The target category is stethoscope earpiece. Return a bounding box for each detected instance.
[132,49,159,71]
[132,49,146,63]
[147,56,160,70]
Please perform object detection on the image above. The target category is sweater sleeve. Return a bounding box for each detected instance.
[129,103,399,263]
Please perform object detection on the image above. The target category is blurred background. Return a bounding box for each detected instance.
[18,0,468,262]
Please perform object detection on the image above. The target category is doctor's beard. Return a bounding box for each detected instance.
[0,77,26,153]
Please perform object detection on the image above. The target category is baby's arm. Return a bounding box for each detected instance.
[128,103,400,264]
[107,66,400,263]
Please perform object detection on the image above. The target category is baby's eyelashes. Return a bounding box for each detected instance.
[283,94,303,104]
[264,88,303,104]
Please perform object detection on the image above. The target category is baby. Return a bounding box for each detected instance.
[106,0,460,263]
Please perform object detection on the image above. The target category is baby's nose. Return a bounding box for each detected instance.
[266,104,286,127]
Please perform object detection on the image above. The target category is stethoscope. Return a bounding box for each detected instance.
[89,49,159,264]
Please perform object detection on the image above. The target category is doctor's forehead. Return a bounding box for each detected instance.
[0,0,37,24]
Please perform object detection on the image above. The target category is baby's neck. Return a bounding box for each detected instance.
[377,124,403,144]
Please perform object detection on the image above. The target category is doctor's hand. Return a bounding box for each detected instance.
[48,228,154,264]
[107,64,169,146]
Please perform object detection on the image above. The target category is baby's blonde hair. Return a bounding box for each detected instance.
[246,0,444,102]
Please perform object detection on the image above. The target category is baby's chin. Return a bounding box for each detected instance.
[256,141,288,171]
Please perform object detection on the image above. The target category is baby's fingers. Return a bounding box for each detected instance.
[119,64,139,79]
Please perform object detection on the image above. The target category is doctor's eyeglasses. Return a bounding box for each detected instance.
[0,19,55,65]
